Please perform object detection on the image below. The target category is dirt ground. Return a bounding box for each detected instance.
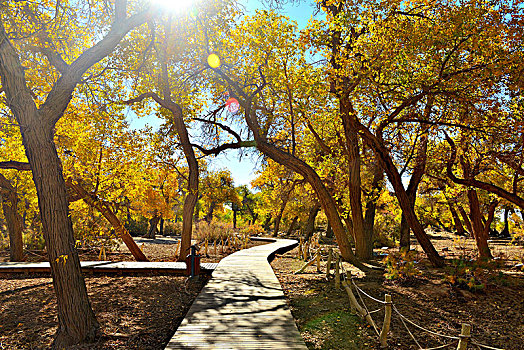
[0,237,263,349]
[0,274,208,349]
[271,232,524,350]
[1,234,523,349]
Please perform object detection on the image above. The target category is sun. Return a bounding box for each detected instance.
[150,0,194,12]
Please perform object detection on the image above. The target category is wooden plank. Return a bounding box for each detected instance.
[166,238,307,350]
[0,261,217,275]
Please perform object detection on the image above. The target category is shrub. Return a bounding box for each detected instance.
[442,259,503,292]
[383,248,421,284]
[193,221,235,243]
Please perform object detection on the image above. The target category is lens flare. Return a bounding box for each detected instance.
[207,53,221,68]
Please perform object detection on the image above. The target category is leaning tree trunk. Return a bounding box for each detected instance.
[0,174,24,261]
[68,181,148,261]
[255,140,364,268]
[400,117,430,250]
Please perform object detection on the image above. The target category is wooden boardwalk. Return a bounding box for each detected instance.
[166,238,308,350]
[0,261,218,275]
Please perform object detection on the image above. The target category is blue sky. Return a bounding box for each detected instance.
[129,0,317,187]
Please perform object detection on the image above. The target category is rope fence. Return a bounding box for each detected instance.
[294,242,505,350]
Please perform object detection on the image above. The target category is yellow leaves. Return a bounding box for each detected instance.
[55,254,68,266]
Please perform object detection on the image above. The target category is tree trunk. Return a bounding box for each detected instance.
[0,5,149,346]
[303,202,321,241]
[204,202,215,224]
[228,72,363,268]
[23,124,99,347]
[68,181,148,261]
[286,215,299,236]
[232,207,238,229]
[0,174,24,261]
[467,189,494,259]
[273,182,295,237]
[357,124,444,267]
[254,140,364,268]
[147,212,161,239]
[448,201,466,236]
[363,160,384,248]
[457,205,473,237]
[273,197,288,237]
[159,217,164,236]
[400,118,430,250]
[500,207,510,238]
[340,96,370,260]
[263,215,272,232]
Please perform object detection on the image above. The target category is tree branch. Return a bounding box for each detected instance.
[444,134,524,209]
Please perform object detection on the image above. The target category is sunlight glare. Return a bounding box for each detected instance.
[150,0,194,13]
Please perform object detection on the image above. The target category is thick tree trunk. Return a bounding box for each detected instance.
[0,5,149,346]
[303,202,321,241]
[24,125,99,347]
[159,218,164,236]
[467,189,494,259]
[0,174,24,261]
[68,181,148,261]
[232,207,238,229]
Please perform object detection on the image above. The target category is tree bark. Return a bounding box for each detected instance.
[399,104,431,250]
[0,174,24,261]
[303,202,321,241]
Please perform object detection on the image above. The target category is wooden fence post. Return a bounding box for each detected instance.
[335,254,341,288]
[342,280,377,330]
[379,294,392,347]
[316,250,321,273]
[457,324,471,350]
[326,248,333,279]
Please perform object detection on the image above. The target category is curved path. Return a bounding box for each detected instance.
[165,238,308,350]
